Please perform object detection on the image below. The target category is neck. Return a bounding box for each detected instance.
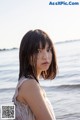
[37,75,40,80]
[37,71,41,80]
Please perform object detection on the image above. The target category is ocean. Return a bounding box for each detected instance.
[0,40,80,120]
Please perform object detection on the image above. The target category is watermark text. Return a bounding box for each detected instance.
[49,1,79,5]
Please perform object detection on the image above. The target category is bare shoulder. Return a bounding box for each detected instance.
[18,78,54,120]
[17,78,41,104]
[20,78,40,92]
[18,78,42,98]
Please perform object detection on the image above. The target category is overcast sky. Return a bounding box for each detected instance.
[0,0,80,48]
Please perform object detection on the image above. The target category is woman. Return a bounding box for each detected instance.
[12,29,57,120]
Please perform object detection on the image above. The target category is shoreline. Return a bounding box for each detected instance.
[0,39,80,51]
[0,47,18,52]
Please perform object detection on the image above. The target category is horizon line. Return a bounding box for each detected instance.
[0,39,80,50]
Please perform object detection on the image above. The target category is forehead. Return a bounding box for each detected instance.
[39,42,49,49]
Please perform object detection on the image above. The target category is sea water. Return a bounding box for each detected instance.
[0,40,80,120]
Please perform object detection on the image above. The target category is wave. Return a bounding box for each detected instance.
[0,83,80,92]
[0,88,15,92]
[57,84,80,89]
[43,84,80,91]
[57,112,80,120]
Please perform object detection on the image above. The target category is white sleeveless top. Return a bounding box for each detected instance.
[12,77,56,120]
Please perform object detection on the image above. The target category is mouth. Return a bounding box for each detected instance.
[42,62,49,65]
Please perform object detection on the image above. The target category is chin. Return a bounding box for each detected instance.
[42,67,49,71]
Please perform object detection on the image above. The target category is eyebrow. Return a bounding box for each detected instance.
[38,46,51,50]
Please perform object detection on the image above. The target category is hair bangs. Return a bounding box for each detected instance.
[32,31,53,54]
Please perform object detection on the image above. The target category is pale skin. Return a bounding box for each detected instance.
[17,44,55,120]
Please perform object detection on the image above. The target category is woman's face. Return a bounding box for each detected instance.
[36,43,52,75]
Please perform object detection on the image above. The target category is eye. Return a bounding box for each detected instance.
[37,49,42,53]
[47,48,51,52]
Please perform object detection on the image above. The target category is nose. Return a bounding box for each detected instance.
[42,51,48,59]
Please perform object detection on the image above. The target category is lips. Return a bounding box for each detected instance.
[42,62,49,65]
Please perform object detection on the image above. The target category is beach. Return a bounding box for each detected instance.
[0,40,80,120]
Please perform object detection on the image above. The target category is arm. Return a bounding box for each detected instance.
[18,79,54,120]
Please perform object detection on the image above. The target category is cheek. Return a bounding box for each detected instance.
[49,53,52,62]
[36,59,41,67]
